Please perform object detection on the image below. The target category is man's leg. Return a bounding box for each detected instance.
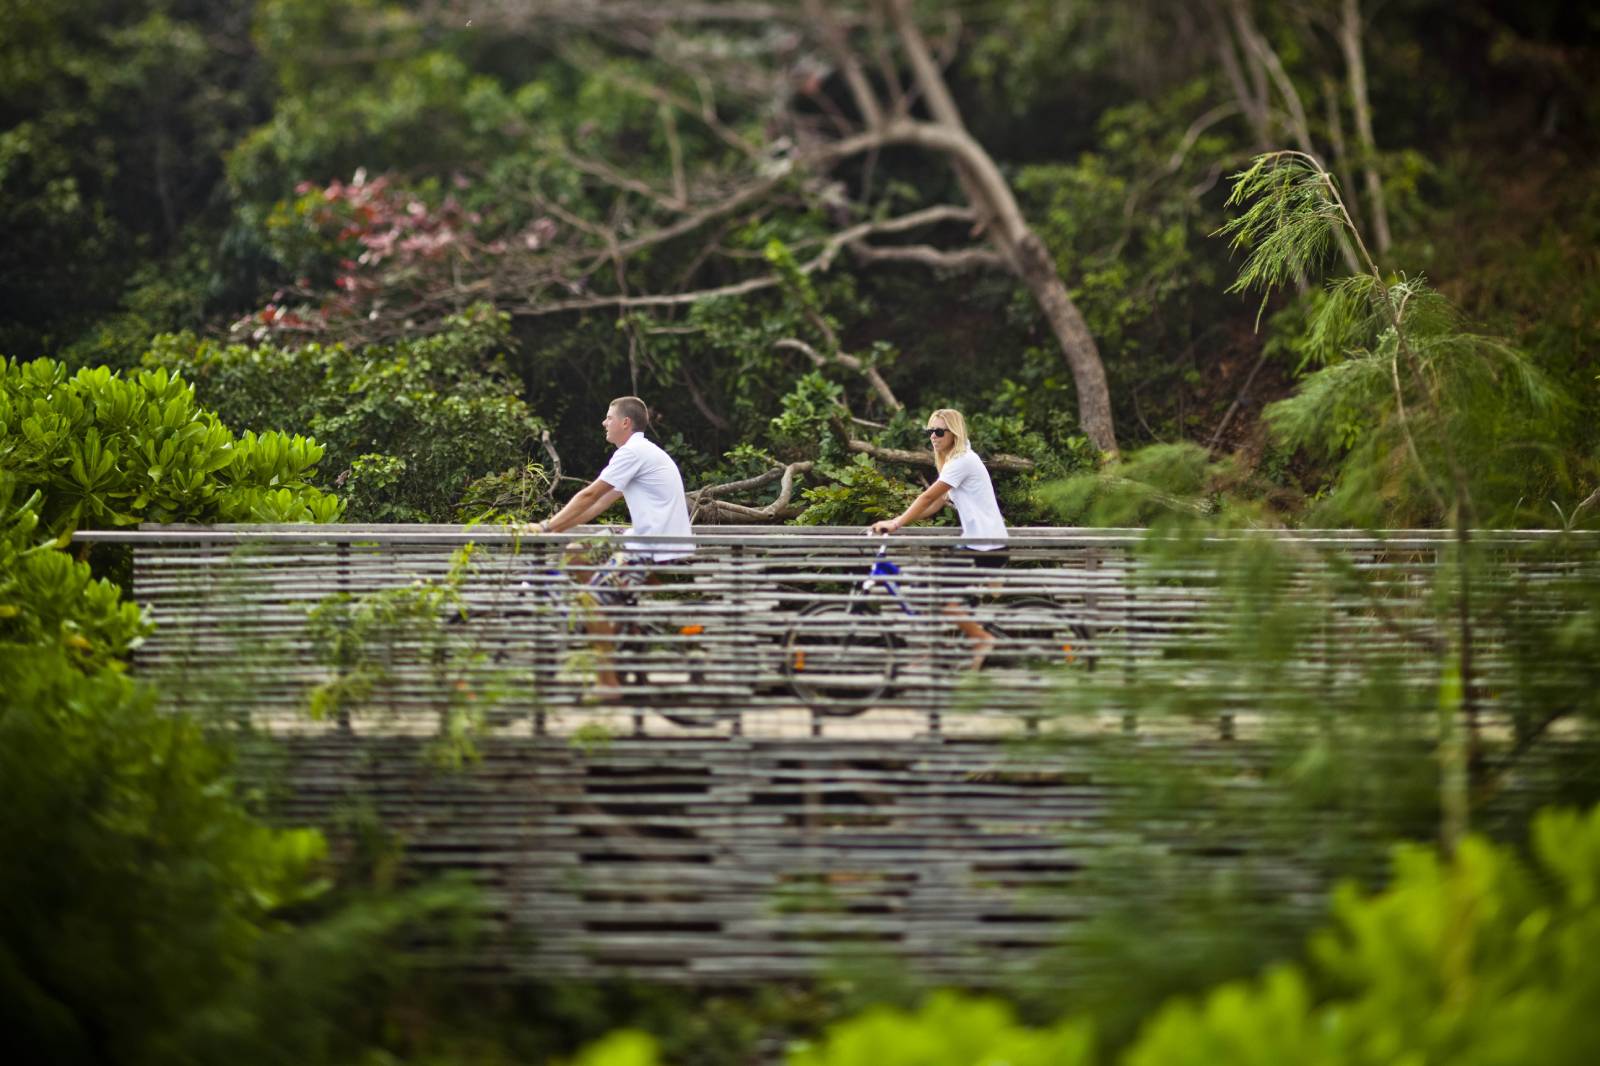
[583,553,645,699]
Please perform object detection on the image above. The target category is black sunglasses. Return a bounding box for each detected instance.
[923,427,949,438]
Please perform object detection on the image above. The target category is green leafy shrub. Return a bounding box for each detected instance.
[144,309,542,522]
[1124,803,1600,1065]
[0,356,342,534]
[454,461,554,524]
[796,454,921,527]
[0,643,328,1062]
[0,483,147,669]
[789,992,1095,1066]
[304,544,529,767]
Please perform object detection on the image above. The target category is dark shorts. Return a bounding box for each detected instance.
[948,547,1008,604]
[956,547,1009,570]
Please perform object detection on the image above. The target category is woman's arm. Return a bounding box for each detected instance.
[870,480,952,534]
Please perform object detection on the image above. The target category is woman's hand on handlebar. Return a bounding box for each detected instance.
[868,518,899,535]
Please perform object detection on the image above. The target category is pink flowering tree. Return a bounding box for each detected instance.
[236,168,558,343]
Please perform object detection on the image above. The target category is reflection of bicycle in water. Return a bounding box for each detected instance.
[781,541,1095,714]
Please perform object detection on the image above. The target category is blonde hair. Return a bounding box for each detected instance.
[928,408,971,473]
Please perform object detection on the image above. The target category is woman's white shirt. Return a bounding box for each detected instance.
[935,449,1008,549]
[597,432,695,560]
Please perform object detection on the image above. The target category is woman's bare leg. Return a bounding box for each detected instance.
[942,601,996,668]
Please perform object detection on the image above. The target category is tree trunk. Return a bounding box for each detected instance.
[1340,0,1392,256]
[884,0,1118,455]
[1015,234,1118,456]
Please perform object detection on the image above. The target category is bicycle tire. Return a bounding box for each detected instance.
[985,596,1096,673]
[782,601,897,714]
[618,618,723,726]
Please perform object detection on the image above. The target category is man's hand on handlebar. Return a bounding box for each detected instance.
[868,519,899,535]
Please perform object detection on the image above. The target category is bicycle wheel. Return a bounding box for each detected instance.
[616,618,719,725]
[783,601,897,714]
[986,597,1095,674]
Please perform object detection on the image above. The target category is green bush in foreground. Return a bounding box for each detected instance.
[0,644,328,1062]
[1127,801,1600,1065]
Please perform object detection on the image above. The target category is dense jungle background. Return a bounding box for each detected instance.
[4,0,1600,1063]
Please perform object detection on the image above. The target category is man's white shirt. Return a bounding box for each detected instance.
[935,449,1008,549]
[597,432,695,560]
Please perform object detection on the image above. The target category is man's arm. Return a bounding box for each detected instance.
[870,480,952,534]
[528,480,623,534]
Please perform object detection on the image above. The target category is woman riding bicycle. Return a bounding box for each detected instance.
[870,408,1008,667]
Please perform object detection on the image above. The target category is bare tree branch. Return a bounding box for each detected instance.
[505,198,989,317]
[775,337,903,412]
[539,428,563,500]
[557,144,688,213]
[440,1,818,29]
[848,243,1004,270]
[1572,485,1600,521]
[1212,0,1273,145]
[678,358,733,432]
[845,438,1035,472]
[660,103,687,205]
[688,461,814,522]
[806,0,882,129]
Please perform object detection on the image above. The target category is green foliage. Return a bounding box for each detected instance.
[229,6,525,207]
[144,308,541,522]
[1040,442,1226,527]
[1218,153,1352,325]
[0,643,327,1062]
[0,356,342,534]
[0,0,268,359]
[568,1030,664,1066]
[1125,803,1600,1065]
[1221,151,1588,527]
[305,544,530,767]
[796,454,921,527]
[788,992,1095,1066]
[454,461,554,524]
[770,372,849,457]
[0,483,148,669]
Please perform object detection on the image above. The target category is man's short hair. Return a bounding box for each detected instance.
[609,396,651,433]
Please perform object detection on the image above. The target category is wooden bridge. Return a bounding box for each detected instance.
[79,524,1599,981]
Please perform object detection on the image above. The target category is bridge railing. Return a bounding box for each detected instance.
[75,523,1600,739]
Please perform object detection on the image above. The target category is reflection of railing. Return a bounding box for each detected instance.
[77,523,1600,739]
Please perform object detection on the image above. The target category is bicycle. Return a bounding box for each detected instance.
[780,539,1095,714]
[491,549,724,726]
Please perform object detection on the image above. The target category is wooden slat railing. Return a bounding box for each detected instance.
[67,524,1599,982]
[76,524,1599,739]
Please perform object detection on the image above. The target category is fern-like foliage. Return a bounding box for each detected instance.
[1221,151,1582,527]
[1217,152,1350,326]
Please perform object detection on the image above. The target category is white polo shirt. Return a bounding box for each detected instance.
[936,449,1008,550]
[597,432,695,560]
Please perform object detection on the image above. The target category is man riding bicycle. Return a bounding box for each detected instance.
[526,396,694,697]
